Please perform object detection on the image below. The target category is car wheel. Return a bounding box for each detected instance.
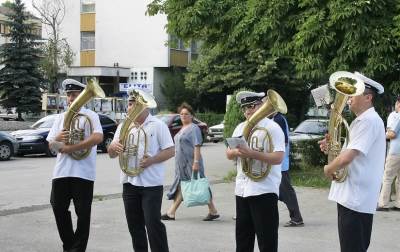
[0,141,12,161]
[213,140,219,143]
[102,135,113,153]
[45,146,57,157]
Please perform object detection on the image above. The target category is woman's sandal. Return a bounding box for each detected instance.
[203,213,220,221]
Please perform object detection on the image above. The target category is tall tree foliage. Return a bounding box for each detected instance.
[0,0,44,120]
[148,0,400,118]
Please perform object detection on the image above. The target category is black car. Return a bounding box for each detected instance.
[11,114,118,157]
[0,131,19,161]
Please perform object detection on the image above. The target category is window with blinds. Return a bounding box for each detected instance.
[81,32,95,50]
[81,0,95,13]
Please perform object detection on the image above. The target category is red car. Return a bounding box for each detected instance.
[155,113,208,141]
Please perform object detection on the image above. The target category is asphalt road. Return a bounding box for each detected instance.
[0,142,399,251]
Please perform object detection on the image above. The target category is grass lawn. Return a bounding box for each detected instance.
[224,165,331,189]
[290,166,331,188]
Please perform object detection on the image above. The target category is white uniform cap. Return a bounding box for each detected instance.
[354,72,384,94]
[61,79,86,93]
[236,91,265,106]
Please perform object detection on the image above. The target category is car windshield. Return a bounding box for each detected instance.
[155,115,173,124]
[294,120,327,135]
[31,117,55,129]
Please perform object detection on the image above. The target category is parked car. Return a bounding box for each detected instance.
[11,114,118,157]
[0,111,18,121]
[207,121,224,143]
[289,118,328,143]
[155,113,208,141]
[0,131,19,161]
[289,118,329,164]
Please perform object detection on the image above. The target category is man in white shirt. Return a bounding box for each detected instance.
[319,72,386,252]
[47,79,104,252]
[226,91,285,252]
[377,96,400,211]
[108,88,174,252]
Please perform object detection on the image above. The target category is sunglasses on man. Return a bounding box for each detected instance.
[241,102,262,112]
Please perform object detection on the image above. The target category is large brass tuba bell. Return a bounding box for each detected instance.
[63,78,105,160]
[118,89,157,176]
[327,71,365,182]
[241,89,287,181]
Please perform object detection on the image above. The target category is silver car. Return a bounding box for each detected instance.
[0,131,19,161]
[290,119,328,143]
[207,121,224,143]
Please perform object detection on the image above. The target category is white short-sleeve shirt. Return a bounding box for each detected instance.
[46,108,103,181]
[328,107,386,214]
[232,118,285,197]
[112,114,174,187]
[386,111,400,154]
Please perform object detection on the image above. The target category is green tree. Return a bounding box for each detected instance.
[0,0,44,120]
[1,1,13,8]
[161,67,195,111]
[33,0,74,93]
[148,0,400,116]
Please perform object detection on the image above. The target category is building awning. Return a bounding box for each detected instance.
[67,66,131,77]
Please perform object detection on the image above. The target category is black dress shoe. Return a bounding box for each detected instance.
[376,207,390,211]
[161,213,175,220]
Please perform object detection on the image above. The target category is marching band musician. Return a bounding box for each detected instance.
[47,79,104,252]
[319,72,386,252]
[226,91,285,252]
[377,96,400,211]
[107,88,174,252]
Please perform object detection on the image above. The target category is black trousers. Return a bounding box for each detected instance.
[279,171,303,222]
[123,183,169,252]
[236,193,279,252]
[337,204,373,252]
[50,177,94,252]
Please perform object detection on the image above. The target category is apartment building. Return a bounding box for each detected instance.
[61,0,198,109]
[0,6,42,46]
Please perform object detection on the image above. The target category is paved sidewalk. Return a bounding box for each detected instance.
[1,182,399,252]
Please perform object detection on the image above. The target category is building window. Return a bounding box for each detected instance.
[191,41,198,53]
[81,0,95,13]
[81,32,95,50]
[169,35,186,50]
[0,23,5,34]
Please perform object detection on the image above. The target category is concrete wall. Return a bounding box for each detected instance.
[61,0,169,68]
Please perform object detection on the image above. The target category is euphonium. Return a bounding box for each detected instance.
[327,71,365,182]
[118,89,157,176]
[241,89,287,181]
[63,78,105,160]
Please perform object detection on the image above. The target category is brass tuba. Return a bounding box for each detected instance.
[63,78,105,160]
[118,89,157,176]
[241,89,287,181]
[327,71,365,182]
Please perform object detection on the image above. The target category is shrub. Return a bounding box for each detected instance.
[290,138,327,170]
[224,88,249,138]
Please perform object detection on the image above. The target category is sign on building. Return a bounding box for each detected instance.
[119,83,153,94]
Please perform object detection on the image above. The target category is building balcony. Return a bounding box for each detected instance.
[81,13,95,32]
